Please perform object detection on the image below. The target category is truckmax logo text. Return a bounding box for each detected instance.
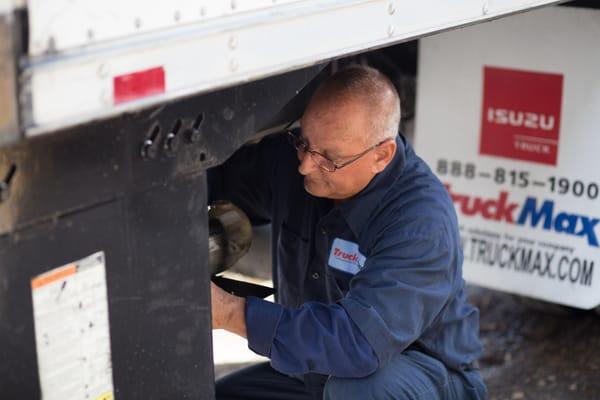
[328,238,366,275]
[333,247,360,264]
[462,235,594,287]
[446,184,600,248]
[479,66,563,165]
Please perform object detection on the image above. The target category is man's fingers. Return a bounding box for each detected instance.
[210,282,221,329]
[211,281,229,329]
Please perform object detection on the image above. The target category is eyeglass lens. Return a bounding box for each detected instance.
[288,132,336,171]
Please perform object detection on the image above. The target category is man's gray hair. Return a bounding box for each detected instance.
[309,65,401,143]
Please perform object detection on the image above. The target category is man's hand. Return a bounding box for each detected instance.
[210,281,247,338]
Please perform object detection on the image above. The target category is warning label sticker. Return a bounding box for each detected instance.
[31,251,114,400]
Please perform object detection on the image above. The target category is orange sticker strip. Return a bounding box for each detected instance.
[31,264,77,290]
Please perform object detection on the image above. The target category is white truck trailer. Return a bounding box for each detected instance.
[0,0,593,398]
[415,4,600,312]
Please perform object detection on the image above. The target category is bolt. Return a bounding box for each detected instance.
[189,113,205,142]
[164,132,178,156]
[140,139,156,159]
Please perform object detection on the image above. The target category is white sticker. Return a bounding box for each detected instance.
[31,251,114,400]
[328,238,366,275]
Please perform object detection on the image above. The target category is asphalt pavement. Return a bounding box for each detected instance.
[473,287,600,400]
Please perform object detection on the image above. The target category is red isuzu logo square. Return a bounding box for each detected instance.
[479,66,563,165]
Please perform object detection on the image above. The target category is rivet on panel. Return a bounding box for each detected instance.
[223,107,235,121]
[200,6,207,17]
[97,64,109,79]
[135,18,142,29]
[174,10,181,22]
[482,3,489,15]
[231,0,237,10]
[228,36,237,51]
[387,25,395,37]
[388,3,395,15]
[230,59,239,72]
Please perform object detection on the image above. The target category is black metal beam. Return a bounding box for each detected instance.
[0,64,323,399]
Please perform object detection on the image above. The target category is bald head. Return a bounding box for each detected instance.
[304,65,401,144]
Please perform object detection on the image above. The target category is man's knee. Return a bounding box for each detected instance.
[323,367,414,400]
[323,352,450,400]
[324,373,381,400]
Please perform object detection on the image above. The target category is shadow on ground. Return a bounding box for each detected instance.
[472,287,600,400]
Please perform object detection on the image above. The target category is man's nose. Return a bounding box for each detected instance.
[298,153,317,175]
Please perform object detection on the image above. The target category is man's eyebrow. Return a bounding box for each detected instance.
[305,140,342,159]
[299,130,343,159]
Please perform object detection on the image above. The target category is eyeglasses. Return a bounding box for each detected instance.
[287,129,392,172]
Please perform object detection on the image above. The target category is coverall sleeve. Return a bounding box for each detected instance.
[245,297,380,377]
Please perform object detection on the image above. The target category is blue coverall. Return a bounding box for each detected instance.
[209,132,487,399]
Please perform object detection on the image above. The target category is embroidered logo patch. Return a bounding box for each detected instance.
[328,238,366,275]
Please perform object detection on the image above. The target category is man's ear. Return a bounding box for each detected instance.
[372,140,396,173]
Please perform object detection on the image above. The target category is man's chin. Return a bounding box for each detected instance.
[304,179,326,198]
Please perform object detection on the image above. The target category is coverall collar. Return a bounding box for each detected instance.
[337,134,407,239]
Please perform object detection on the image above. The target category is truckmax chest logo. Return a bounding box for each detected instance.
[446,185,599,248]
[479,66,563,165]
[328,238,366,275]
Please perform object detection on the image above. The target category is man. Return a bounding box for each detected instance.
[209,65,486,399]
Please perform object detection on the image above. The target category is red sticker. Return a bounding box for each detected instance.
[479,66,563,166]
[113,66,165,105]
